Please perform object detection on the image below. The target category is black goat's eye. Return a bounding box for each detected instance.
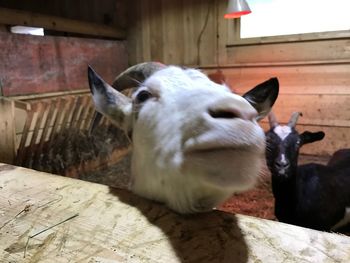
[136,90,152,103]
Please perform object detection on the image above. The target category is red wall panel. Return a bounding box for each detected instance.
[0,32,128,96]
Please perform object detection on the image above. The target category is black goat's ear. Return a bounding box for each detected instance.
[300,131,325,145]
[243,78,279,121]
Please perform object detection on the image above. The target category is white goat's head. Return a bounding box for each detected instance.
[88,62,279,213]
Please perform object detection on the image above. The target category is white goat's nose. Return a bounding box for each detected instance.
[208,98,256,121]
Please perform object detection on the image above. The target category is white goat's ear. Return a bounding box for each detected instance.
[243,78,279,121]
[88,66,132,132]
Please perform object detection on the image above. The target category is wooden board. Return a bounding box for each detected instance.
[127,0,218,66]
[204,64,350,95]
[0,163,350,262]
[225,39,350,64]
[0,98,16,164]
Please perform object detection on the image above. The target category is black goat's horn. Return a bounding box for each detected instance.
[268,112,278,128]
[287,112,302,127]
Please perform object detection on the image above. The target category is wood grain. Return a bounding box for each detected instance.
[1,163,349,262]
[0,31,127,96]
[203,65,350,156]
[0,98,16,164]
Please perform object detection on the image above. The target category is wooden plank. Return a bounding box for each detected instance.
[225,39,350,64]
[47,97,65,143]
[55,97,75,136]
[140,0,151,62]
[0,7,126,39]
[83,105,97,131]
[149,0,165,62]
[14,107,28,150]
[15,104,36,166]
[73,95,90,130]
[0,98,16,164]
[66,96,83,130]
[216,0,229,66]
[126,0,145,64]
[261,94,350,127]
[32,100,58,167]
[77,98,94,130]
[203,64,350,95]
[13,100,30,111]
[0,163,349,262]
[162,0,184,64]
[195,0,216,66]
[182,0,197,65]
[24,102,46,168]
[10,89,89,101]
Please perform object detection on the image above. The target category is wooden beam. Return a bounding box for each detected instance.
[0,98,16,164]
[0,7,126,39]
[1,163,349,262]
[8,89,90,101]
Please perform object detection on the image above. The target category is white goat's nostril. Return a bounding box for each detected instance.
[208,107,256,120]
[209,109,239,119]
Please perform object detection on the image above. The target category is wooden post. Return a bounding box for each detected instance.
[0,97,16,164]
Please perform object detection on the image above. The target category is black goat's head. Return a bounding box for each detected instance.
[265,112,325,179]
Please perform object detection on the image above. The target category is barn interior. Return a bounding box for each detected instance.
[0,0,349,261]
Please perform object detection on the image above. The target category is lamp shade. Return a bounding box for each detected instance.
[224,0,251,19]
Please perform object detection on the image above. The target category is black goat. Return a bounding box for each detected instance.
[265,112,350,231]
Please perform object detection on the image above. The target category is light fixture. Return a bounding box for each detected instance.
[224,0,251,19]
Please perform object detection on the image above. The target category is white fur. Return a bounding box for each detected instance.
[274,125,292,141]
[93,66,269,213]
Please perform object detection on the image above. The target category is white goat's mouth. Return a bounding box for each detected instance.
[184,143,263,154]
[184,143,264,156]
[182,146,263,190]
[183,127,265,156]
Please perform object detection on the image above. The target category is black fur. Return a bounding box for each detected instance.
[266,126,350,231]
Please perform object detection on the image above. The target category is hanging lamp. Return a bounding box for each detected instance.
[224,0,251,19]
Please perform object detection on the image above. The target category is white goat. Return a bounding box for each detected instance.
[88,62,279,214]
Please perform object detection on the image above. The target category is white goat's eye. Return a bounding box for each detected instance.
[136,90,152,103]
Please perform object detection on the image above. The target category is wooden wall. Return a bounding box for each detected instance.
[0,0,127,29]
[0,0,349,156]
[127,0,220,66]
[0,32,128,96]
[126,0,350,156]
[0,1,129,165]
[0,1,128,96]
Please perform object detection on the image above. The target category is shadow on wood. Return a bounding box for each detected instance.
[2,164,349,262]
[108,187,248,263]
